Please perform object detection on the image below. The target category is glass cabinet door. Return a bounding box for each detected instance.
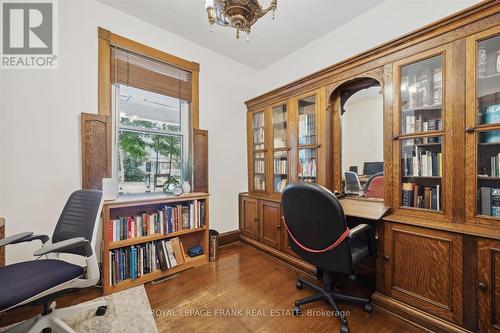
[466,29,500,224]
[272,104,289,193]
[297,95,317,183]
[396,52,445,214]
[252,111,266,191]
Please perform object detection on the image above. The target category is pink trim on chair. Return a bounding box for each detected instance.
[282,217,350,253]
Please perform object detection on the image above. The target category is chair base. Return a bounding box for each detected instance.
[293,276,372,333]
[4,299,107,333]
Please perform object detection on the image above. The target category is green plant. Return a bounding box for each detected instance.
[181,153,193,183]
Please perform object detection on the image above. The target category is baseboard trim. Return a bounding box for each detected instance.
[219,230,241,246]
[372,292,471,333]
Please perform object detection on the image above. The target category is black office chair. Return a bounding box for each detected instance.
[281,183,375,333]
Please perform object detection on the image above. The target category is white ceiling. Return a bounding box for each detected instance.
[99,0,383,69]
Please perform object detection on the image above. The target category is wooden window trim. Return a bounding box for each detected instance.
[97,27,200,129]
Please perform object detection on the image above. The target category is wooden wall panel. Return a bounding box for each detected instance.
[81,113,112,190]
[193,129,209,193]
[384,223,463,324]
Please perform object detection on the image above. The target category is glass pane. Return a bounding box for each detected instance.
[119,85,186,132]
[254,152,265,191]
[400,136,442,211]
[400,56,442,134]
[298,95,316,145]
[298,148,317,183]
[477,131,500,216]
[273,151,288,193]
[273,104,288,149]
[253,112,265,151]
[477,35,500,125]
[118,130,182,194]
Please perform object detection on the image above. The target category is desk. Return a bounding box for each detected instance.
[339,198,389,220]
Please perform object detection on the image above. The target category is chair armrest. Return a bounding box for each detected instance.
[0,232,34,247]
[348,224,376,256]
[348,224,372,239]
[12,234,50,244]
[34,237,92,257]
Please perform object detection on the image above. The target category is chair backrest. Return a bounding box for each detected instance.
[344,171,361,192]
[365,175,384,199]
[363,171,384,191]
[363,161,384,176]
[281,183,354,273]
[52,190,103,256]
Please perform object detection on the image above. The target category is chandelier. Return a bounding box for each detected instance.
[205,0,277,40]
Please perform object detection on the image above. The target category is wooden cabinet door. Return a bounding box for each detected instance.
[240,196,259,240]
[384,223,463,324]
[478,239,500,332]
[260,200,281,249]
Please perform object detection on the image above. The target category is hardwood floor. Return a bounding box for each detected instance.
[1,242,421,332]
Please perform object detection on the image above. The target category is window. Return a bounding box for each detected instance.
[111,47,192,194]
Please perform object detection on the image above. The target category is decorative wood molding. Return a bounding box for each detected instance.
[0,218,4,267]
[81,113,111,190]
[245,1,499,110]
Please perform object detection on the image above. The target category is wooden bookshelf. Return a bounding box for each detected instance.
[102,192,210,295]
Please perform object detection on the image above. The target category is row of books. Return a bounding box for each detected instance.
[298,113,316,145]
[254,175,265,191]
[274,178,288,193]
[488,154,500,177]
[402,183,441,211]
[402,150,442,177]
[108,237,186,286]
[299,158,317,178]
[274,158,287,175]
[108,200,206,242]
[401,67,442,110]
[254,159,265,174]
[403,116,442,134]
[479,187,500,217]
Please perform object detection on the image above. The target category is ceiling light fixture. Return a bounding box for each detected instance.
[205,0,277,40]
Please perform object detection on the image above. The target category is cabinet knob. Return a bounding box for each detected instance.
[277,224,281,229]
[465,127,475,133]
[478,282,488,291]
[392,135,399,141]
[383,255,390,261]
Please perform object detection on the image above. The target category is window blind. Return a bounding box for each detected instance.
[111,47,192,102]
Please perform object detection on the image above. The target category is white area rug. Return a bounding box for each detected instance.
[2,285,158,333]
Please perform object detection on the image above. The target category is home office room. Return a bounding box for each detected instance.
[0,0,499,332]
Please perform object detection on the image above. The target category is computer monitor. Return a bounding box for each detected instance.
[363,162,384,176]
[344,171,361,193]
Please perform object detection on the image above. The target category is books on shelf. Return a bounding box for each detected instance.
[479,187,500,216]
[299,158,316,179]
[298,113,316,145]
[108,237,187,286]
[403,116,442,134]
[489,153,500,177]
[274,158,287,175]
[402,182,440,211]
[254,159,265,173]
[402,148,442,177]
[109,200,206,242]
[483,104,500,127]
[254,175,265,191]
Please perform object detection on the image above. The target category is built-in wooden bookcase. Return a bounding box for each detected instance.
[392,44,454,222]
[269,100,290,194]
[247,109,268,193]
[102,193,209,295]
[466,26,500,226]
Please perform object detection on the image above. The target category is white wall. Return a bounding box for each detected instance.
[256,0,481,94]
[1,0,258,263]
[341,87,384,174]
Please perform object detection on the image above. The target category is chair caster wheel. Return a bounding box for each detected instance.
[340,324,349,333]
[296,280,303,289]
[363,303,373,313]
[96,305,107,316]
[293,305,301,316]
